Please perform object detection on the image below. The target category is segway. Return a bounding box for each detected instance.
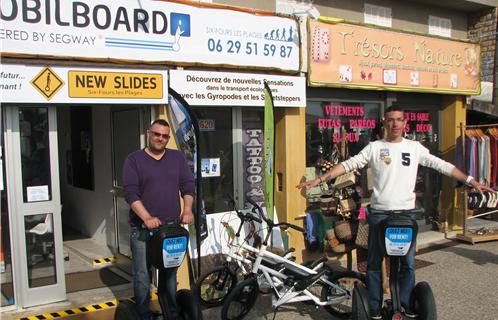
[352,209,437,320]
[115,221,203,320]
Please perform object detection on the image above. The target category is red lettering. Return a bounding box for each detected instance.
[416,124,432,132]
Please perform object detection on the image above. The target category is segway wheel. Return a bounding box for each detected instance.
[177,289,203,320]
[351,284,370,320]
[115,300,141,320]
[410,281,437,320]
[221,277,259,320]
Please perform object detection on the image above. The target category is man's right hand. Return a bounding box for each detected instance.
[296,178,321,189]
[143,217,161,229]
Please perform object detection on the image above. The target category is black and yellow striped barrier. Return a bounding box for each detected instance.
[17,300,118,319]
[16,294,159,319]
[92,256,116,266]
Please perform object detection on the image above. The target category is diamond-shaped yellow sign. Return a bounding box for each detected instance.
[31,67,64,100]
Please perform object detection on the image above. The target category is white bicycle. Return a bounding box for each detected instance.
[221,198,366,320]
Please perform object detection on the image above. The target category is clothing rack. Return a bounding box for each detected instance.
[457,122,498,244]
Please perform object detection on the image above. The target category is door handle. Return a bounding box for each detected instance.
[109,189,115,194]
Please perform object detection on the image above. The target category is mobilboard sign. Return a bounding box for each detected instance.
[0,0,300,71]
[0,64,168,103]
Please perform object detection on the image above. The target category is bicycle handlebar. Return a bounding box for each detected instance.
[226,194,263,224]
[245,197,305,234]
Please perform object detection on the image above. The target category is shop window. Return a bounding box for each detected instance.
[428,16,451,38]
[364,4,392,28]
[68,107,94,190]
[306,101,381,167]
[19,107,52,202]
[403,109,441,223]
[192,107,234,213]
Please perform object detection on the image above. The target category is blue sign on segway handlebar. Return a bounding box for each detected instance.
[385,227,413,256]
[162,236,188,268]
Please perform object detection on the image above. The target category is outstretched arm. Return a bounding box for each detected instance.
[296,163,346,189]
[450,167,495,193]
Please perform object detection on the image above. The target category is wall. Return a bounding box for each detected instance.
[214,0,274,11]
[468,8,497,83]
[57,106,115,244]
[313,0,468,38]
[439,96,466,229]
[275,107,307,263]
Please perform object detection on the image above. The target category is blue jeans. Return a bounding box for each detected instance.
[130,227,178,319]
[366,212,416,314]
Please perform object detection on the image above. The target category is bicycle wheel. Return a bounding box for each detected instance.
[221,277,259,320]
[195,265,238,307]
[321,271,366,319]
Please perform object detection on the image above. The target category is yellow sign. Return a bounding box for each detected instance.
[68,71,164,99]
[31,67,65,100]
[309,19,481,95]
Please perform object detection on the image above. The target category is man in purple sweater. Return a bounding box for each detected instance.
[123,119,195,320]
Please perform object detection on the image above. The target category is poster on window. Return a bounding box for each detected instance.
[201,158,220,177]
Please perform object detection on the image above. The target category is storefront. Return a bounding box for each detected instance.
[0,0,304,310]
[304,18,480,243]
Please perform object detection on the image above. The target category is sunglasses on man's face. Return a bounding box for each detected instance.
[150,130,170,139]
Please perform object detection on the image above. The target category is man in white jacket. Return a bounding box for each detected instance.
[297,105,493,319]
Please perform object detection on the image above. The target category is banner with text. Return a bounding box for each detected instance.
[309,19,480,95]
[0,64,168,103]
[0,0,299,71]
[170,70,306,107]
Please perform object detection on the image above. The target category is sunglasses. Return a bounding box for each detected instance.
[150,130,170,139]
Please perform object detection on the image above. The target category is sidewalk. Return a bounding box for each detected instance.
[1,230,460,320]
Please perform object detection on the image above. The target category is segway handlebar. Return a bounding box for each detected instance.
[368,207,424,216]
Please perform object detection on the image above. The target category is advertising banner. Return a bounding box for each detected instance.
[0,64,168,103]
[0,0,300,71]
[263,82,275,220]
[309,19,480,95]
[169,70,306,107]
[168,88,208,278]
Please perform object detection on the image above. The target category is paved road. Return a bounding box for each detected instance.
[203,240,498,320]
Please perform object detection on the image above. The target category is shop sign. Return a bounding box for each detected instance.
[318,104,377,143]
[1,64,168,103]
[309,19,480,95]
[170,70,306,107]
[0,0,300,71]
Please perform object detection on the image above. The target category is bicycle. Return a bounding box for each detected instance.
[221,198,366,320]
[195,195,295,307]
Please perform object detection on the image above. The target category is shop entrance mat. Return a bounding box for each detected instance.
[1,267,129,298]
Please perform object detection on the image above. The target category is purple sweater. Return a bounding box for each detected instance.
[123,148,196,226]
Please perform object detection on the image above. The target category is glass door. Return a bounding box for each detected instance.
[4,105,65,307]
[111,107,149,257]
